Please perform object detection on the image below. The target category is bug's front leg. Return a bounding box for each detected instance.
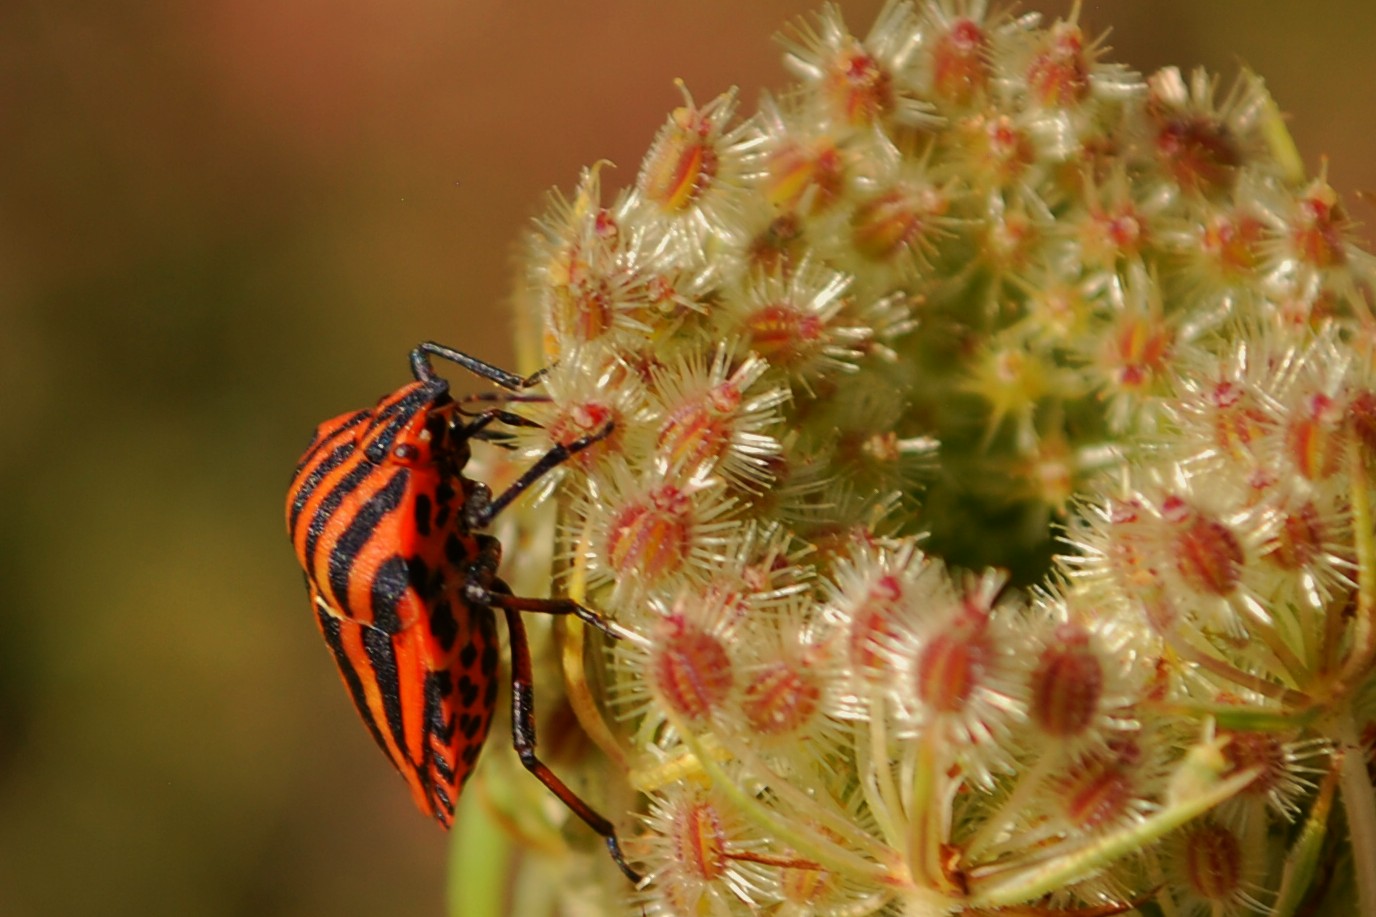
[462,422,615,529]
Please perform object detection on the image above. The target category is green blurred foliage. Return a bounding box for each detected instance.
[0,1,1370,914]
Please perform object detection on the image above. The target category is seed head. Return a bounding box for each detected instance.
[494,4,1376,913]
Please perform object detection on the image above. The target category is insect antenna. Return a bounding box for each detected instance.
[412,341,550,391]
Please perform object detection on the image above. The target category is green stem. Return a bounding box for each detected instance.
[1273,753,1339,917]
[672,718,896,885]
[1336,713,1376,916]
[869,696,913,848]
[856,706,905,850]
[449,791,514,917]
[713,726,894,864]
[904,727,956,894]
[968,759,1258,908]
[961,747,1060,864]
[1238,603,1310,685]
[1159,625,1311,709]
[1335,439,1376,697]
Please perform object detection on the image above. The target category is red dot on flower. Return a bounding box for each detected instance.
[550,271,614,344]
[743,303,825,364]
[824,49,894,125]
[1030,624,1104,738]
[1348,389,1376,457]
[748,214,806,271]
[1155,115,1240,195]
[982,116,1034,184]
[1286,392,1345,481]
[1061,753,1135,830]
[592,208,619,240]
[1107,312,1171,391]
[1106,498,1153,590]
[742,659,822,736]
[1267,501,1325,571]
[642,104,721,213]
[1207,381,1268,459]
[546,402,617,468]
[1202,211,1264,274]
[1291,183,1348,269]
[847,574,906,676]
[1168,501,1244,596]
[851,185,946,261]
[766,137,846,214]
[1090,204,1146,259]
[659,394,733,473]
[1222,728,1288,800]
[652,613,733,722]
[932,18,988,106]
[1183,822,1244,902]
[670,794,729,881]
[606,485,693,582]
[915,622,987,714]
[1027,23,1090,108]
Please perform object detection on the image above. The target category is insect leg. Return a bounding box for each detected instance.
[457,391,551,410]
[463,422,615,529]
[457,410,532,441]
[462,407,544,431]
[469,429,521,450]
[454,393,551,448]
[502,605,642,883]
[482,590,624,641]
[463,535,623,641]
[456,390,550,423]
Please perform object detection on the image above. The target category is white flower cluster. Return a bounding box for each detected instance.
[476,3,1376,915]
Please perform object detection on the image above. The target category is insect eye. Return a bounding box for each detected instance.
[392,443,419,461]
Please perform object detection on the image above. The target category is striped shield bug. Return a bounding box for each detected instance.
[285,342,638,881]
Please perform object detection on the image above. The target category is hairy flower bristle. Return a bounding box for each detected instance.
[636,84,762,256]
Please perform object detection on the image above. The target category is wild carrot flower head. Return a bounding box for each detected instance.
[471,3,1376,914]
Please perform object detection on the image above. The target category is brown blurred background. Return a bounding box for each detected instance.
[1,2,1372,914]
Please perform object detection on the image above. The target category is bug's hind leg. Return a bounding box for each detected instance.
[482,591,624,641]
[499,604,641,883]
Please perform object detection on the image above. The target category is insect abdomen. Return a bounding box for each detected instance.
[287,402,499,825]
[312,586,497,823]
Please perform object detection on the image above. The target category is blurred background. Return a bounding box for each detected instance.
[2,1,1373,914]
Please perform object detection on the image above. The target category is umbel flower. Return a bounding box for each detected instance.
[460,3,1376,915]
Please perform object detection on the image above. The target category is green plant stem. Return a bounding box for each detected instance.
[449,793,514,917]
[1336,439,1376,697]
[671,717,895,885]
[961,747,1060,864]
[1336,713,1376,917]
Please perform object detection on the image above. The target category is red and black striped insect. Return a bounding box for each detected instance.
[285,342,638,881]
